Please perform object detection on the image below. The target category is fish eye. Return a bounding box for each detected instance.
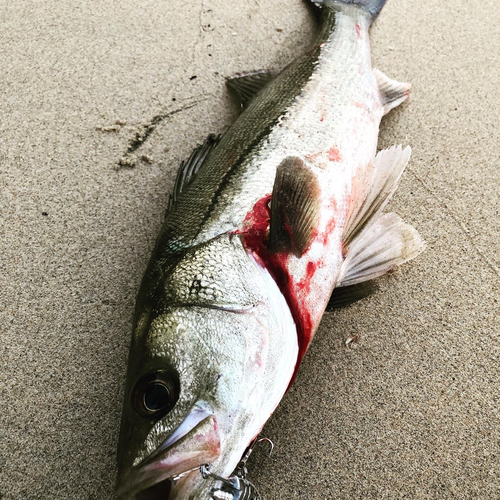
[132,371,179,418]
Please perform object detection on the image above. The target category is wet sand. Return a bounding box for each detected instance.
[1,0,499,498]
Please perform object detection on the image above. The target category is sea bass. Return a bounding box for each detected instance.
[115,0,425,498]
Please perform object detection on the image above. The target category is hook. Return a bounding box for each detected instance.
[256,438,274,457]
[239,436,275,467]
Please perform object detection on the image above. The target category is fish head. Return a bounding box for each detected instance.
[115,305,232,499]
[115,306,273,499]
[116,236,298,499]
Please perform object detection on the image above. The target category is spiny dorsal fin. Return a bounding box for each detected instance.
[374,68,411,115]
[338,212,426,287]
[226,70,277,108]
[167,134,220,212]
[268,156,321,256]
[344,145,411,246]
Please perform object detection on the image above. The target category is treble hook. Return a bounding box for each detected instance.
[202,464,261,500]
[199,436,275,500]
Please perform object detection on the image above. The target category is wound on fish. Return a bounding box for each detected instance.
[237,196,315,379]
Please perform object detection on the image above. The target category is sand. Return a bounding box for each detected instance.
[1,0,498,498]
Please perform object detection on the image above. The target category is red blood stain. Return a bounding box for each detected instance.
[191,416,221,456]
[322,216,337,245]
[236,196,315,382]
[355,23,362,38]
[306,260,317,277]
[327,146,342,162]
[296,261,318,295]
[320,117,324,122]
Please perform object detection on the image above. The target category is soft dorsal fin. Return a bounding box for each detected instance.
[167,134,219,211]
[337,212,425,287]
[374,68,411,115]
[226,70,277,108]
[268,156,321,256]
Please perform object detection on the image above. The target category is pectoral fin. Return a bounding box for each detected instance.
[268,156,321,256]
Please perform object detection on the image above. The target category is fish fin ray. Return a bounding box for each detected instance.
[226,70,277,108]
[344,145,411,246]
[326,280,378,310]
[167,134,220,212]
[338,212,426,287]
[374,68,411,115]
[268,156,321,256]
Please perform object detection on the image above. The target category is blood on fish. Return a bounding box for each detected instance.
[236,196,315,380]
[355,23,362,38]
[323,216,337,245]
[327,146,342,162]
[307,260,317,275]
[296,261,318,295]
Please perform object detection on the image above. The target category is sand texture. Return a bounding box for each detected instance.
[1,0,499,498]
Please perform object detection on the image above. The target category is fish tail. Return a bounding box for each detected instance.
[312,0,388,20]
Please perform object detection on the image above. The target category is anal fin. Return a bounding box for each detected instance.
[338,212,425,287]
[268,156,321,257]
[374,68,411,115]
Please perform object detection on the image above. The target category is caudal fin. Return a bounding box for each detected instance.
[313,0,388,20]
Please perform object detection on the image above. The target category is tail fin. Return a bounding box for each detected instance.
[313,0,388,20]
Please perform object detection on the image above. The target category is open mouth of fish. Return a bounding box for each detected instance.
[115,408,221,500]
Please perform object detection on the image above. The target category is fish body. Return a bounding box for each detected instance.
[116,1,424,499]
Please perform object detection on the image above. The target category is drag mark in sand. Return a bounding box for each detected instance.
[108,97,210,169]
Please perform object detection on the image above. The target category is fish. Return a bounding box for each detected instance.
[115,0,425,498]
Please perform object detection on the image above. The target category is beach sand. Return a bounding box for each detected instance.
[1,0,498,498]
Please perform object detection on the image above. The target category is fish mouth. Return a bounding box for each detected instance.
[115,409,221,500]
